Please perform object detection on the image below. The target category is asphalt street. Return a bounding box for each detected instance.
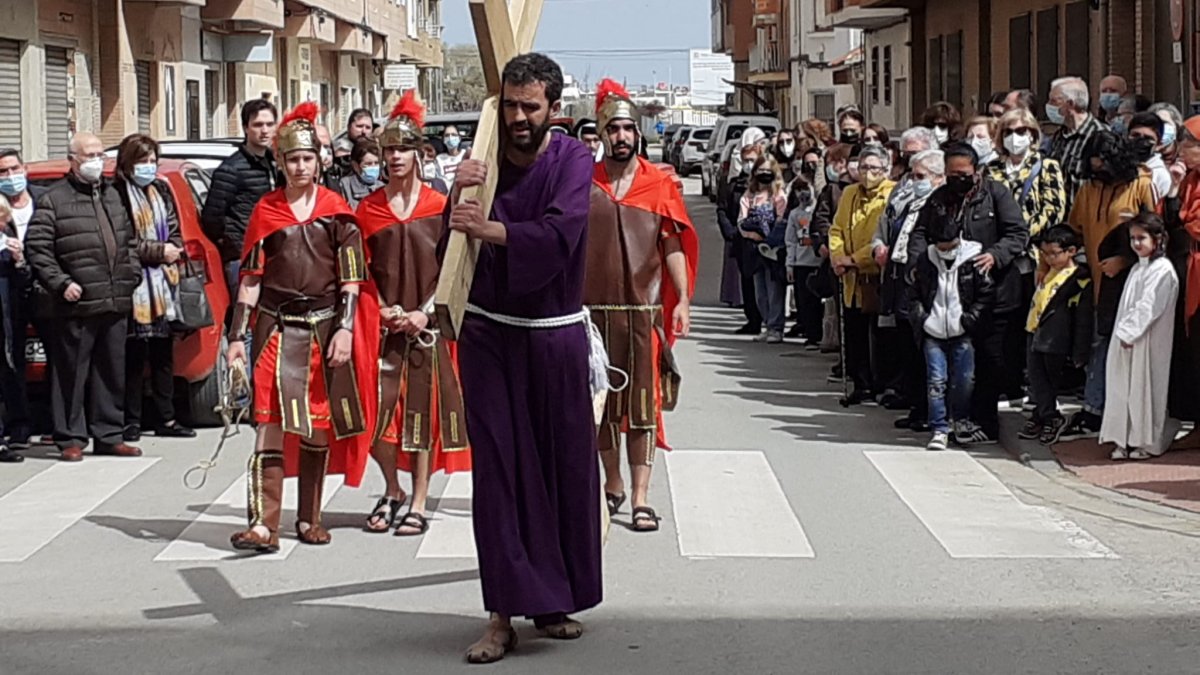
[3,169,1200,674]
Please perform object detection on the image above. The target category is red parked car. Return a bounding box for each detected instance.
[24,158,231,426]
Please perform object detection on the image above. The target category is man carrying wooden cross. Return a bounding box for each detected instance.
[448,52,601,664]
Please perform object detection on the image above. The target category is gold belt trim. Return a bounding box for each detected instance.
[264,306,337,326]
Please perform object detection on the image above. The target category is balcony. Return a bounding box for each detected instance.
[331,19,372,57]
[748,38,787,83]
[423,20,443,40]
[282,2,336,44]
[825,0,907,29]
[201,0,285,29]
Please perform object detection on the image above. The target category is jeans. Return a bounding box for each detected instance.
[1083,329,1111,416]
[924,335,975,434]
[753,267,787,332]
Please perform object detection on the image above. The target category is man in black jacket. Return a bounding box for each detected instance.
[906,141,1029,445]
[26,132,142,462]
[200,99,280,305]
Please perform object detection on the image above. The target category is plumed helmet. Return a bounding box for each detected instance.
[595,78,640,134]
[275,101,321,156]
[378,89,426,149]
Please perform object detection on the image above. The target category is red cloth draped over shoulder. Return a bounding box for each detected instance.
[591,156,699,346]
[242,186,380,487]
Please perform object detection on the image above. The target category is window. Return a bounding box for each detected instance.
[883,46,893,106]
[945,31,962,107]
[1064,2,1090,80]
[164,65,176,135]
[1036,7,1060,100]
[204,70,218,138]
[185,169,210,210]
[1009,13,1032,90]
[871,45,880,105]
[928,36,944,104]
[812,92,835,124]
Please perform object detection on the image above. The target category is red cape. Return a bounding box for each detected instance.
[244,186,380,488]
[592,157,699,346]
[593,158,699,450]
[355,187,471,475]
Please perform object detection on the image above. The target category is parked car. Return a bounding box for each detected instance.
[704,114,781,203]
[666,125,693,169]
[660,124,684,158]
[674,127,712,176]
[105,138,241,173]
[25,158,232,426]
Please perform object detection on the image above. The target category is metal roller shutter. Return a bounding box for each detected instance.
[0,40,21,152]
[45,47,70,159]
[136,61,151,135]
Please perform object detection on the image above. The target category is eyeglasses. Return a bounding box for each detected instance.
[860,165,886,175]
[1002,128,1035,137]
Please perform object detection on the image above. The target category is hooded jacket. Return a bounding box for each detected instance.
[908,239,994,339]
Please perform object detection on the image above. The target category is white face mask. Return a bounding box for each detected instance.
[1004,131,1032,156]
[78,157,104,183]
[933,126,950,144]
[780,141,795,158]
[937,246,959,261]
[970,137,994,161]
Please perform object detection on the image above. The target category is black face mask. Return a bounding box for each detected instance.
[1130,136,1156,163]
[840,130,860,144]
[946,174,976,196]
[755,172,775,184]
[801,161,818,176]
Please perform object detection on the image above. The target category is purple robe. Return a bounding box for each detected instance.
[459,133,602,619]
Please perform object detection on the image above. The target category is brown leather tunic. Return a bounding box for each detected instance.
[244,215,368,439]
[584,185,673,435]
[366,213,468,453]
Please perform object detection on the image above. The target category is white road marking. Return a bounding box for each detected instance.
[0,458,159,562]
[415,472,476,559]
[665,450,814,558]
[154,474,342,562]
[865,451,1117,559]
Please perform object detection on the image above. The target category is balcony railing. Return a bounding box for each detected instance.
[423,20,443,39]
[750,39,783,74]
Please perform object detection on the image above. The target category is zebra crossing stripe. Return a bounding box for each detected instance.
[416,472,476,559]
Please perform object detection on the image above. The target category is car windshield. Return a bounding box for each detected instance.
[692,129,713,141]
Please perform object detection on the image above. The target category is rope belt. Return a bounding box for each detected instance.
[465,303,628,394]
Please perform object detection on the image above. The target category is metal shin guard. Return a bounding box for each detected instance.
[247,451,284,534]
[296,443,330,528]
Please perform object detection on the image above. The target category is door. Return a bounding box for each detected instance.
[45,47,71,158]
[0,39,21,152]
[136,61,152,135]
[186,79,200,141]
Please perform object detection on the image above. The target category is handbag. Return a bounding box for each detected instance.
[171,256,214,332]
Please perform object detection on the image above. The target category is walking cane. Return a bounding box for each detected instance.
[836,274,851,408]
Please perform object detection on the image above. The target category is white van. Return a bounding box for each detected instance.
[701,114,780,202]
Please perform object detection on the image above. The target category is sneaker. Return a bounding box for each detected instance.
[1037,415,1068,446]
[766,330,783,344]
[1018,419,1041,440]
[804,340,820,351]
[734,323,762,335]
[826,374,844,384]
[785,325,804,338]
[1059,411,1101,441]
[1109,446,1129,461]
[954,421,999,446]
[0,445,23,463]
[926,432,949,451]
[753,332,770,342]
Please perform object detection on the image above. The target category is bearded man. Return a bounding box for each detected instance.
[584,79,698,532]
[448,52,600,664]
[226,102,376,553]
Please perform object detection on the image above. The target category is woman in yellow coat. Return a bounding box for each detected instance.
[829,145,896,403]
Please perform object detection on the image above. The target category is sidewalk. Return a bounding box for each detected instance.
[1050,438,1200,513]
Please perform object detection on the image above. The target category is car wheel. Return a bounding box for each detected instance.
[187,335,229,427]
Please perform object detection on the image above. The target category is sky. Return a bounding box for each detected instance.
[440,0,711,90]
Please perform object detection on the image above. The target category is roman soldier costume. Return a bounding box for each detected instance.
[358,91,471,475]
[230,101,378,553]
[584,79,699,462]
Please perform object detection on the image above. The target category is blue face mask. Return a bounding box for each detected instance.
[445,136,461,150]
[362,165,381,183]
[1162,122,1177,146]
[0,174,26,197]
[912,178,934,199]
[1110,118,1127,136]
[1099,92,1121,113]
[1045,103,1066,126]
[132,162,157,187]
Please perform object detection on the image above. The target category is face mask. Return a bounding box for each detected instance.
[937,246,959,261]
[131,162,157,187]
[78,157,104,183]
[1131,136,1156,163]
[1111,118,1127,136]
[779,142,795,158]
[970,137,994,162]
[0,174,27,197]
[1099,92,1121,113]
[362,165,381,183]
[1045,103,1065,125]
[1161,122,1177,147]
[794,189,813,206]
[742,162,754,176]
[826,165,839,182]
[445,136,461,150]
[839,130,859,144]
[912,178,934,199]
[933,126,949,144]
[802,161,818,176]
[755,172,775,184]
[1003,131,1032,156]
[946,174,975,196]
[862,173,884,189]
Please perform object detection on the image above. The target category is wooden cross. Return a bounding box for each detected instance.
[434,0,545,339]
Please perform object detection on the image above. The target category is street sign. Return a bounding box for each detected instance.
[689,49,734,106]
[383,64,418,90]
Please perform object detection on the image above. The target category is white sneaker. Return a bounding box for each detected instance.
[927,432,949,451]
[766,330,783,344]
[753,332,770,342]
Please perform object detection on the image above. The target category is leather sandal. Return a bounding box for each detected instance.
[465,627,518,664]
[394,511,429,537]
[296,522,332,545]
[605,491,627,516]
[538,618,584,640]
[630,506,661,532]
[364,496,406,533]
[230,528,280,554]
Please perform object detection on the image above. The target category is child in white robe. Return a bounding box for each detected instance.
[1101,213,1180,460]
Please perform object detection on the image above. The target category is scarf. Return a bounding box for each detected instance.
[1026,264,1076,332]
[1179,171,1200,333]
[890,193,930,265]
[126,181,179,326]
